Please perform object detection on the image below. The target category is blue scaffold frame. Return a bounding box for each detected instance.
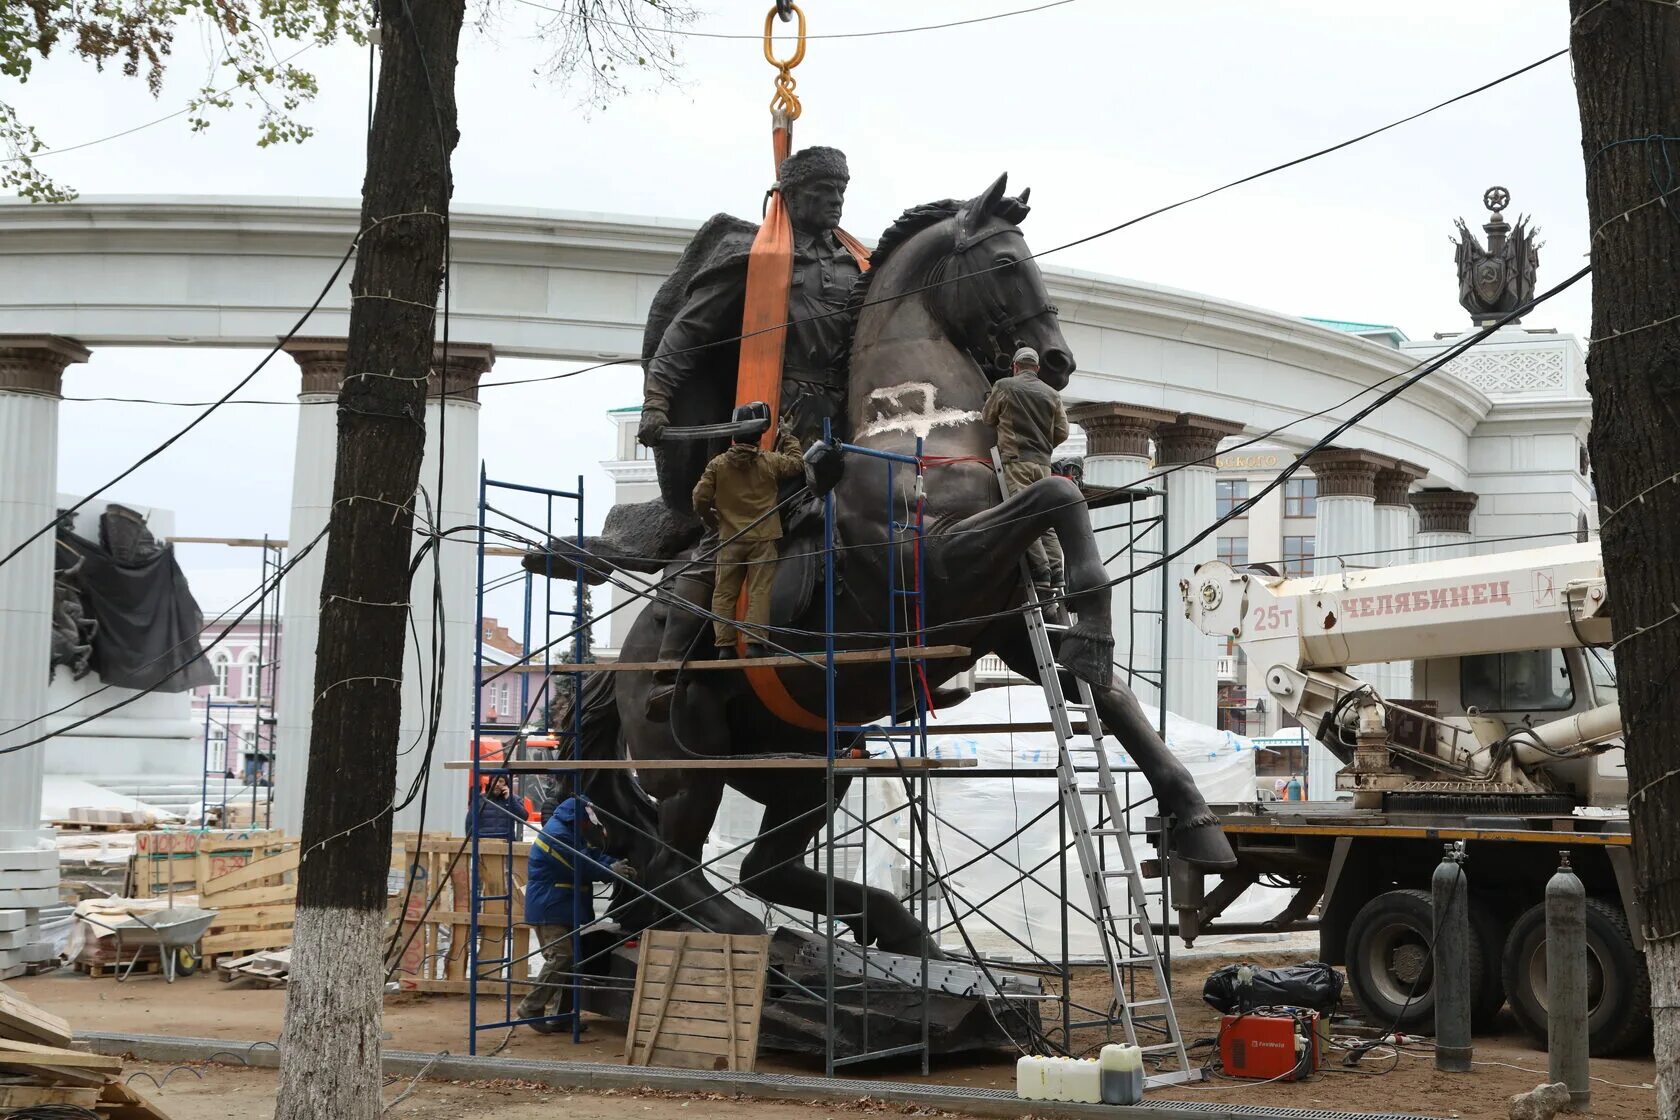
[467,466,588,1050]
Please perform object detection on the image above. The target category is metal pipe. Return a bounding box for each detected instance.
[1546,851,1590,1111]
[1432,842,1471,1073]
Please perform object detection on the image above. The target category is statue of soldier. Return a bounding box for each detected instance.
[635,146,867,721]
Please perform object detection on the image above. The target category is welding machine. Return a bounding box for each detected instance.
[1218,1010,1323,1081]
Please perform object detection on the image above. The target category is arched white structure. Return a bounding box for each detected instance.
[1,196,1586,835]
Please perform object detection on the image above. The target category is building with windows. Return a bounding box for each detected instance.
[187,618,277,784]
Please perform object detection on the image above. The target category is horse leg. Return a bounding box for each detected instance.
[736,776,941,957]
[984,621,1238,871]
[637,771,764,935]
[939,474,1114,686]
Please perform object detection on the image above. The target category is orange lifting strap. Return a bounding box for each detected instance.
[736,3,869,730]
[735,2,870,450]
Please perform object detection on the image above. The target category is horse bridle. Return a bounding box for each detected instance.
[937,223,1060,373]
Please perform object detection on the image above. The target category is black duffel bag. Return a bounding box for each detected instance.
[1202,961,1344,1014]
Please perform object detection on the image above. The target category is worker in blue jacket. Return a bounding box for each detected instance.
[517,796,634,1030]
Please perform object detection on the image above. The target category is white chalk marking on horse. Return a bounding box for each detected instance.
[858,381,980,440]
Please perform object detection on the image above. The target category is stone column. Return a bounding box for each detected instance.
[1374,462,1426,699]
[1156,414,1243,726]
[1068,403,1176,709]
[1302,448,1386,800]
[0,335,87,976]
[1411,489,1479,562]
[395,345,493,835]
[272,339,349,836]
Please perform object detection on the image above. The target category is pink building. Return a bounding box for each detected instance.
[188,616,279,783]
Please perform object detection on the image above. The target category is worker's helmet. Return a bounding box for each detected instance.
[733,401,771,443]
[1012,346,1040,371]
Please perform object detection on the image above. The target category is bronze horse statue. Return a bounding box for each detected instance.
[547,174,1237,954]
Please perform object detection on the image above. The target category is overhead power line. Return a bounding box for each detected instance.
[508,0,1082,41]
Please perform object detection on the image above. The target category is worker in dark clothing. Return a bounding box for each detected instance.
[982,346,1070,592]
[691,402,807,657]
[518,796,633,1031]
[464,774,524,842]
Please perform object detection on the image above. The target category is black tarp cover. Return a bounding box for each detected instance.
[56,507,214,693]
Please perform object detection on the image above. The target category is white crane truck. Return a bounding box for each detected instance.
[1176,541,1648,1054]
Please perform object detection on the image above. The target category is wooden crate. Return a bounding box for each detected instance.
[199,844,299,961]
[624,931,769,1072]
[125,830,289,899]
[387,833,541,994]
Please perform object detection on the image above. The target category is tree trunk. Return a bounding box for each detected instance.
[1569,3,1680,1110]
[274,2,463,1117]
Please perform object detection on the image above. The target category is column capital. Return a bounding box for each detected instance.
[1374,460,1428,508]
[1302,447,1391,500]
[281,336,349,397]
[429,342,495,403]
[0,335,90,398]
[1066,402,1178,458]
[1155,413,1244,467]
[1410,488,1479,533]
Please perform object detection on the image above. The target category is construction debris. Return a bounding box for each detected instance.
[216,949,290,989]
[0,982,174,1118]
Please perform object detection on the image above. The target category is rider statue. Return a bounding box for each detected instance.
[636,146,866,720]
[637,145,861,452]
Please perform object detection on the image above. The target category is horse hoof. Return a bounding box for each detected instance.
[1171,819,1238,871]
[1057,618,1114,688]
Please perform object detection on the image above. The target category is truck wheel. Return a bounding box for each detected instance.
[1345,888,1481,1033]
[1469,900,1507,1029]
[1501,895,1651,1056]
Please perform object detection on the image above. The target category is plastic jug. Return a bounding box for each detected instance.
[1015,1055,1047,1100]
[1099,1043,1144,1105]
[1064,1058,1102,1104]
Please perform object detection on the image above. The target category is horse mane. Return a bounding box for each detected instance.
[836,200,962,373]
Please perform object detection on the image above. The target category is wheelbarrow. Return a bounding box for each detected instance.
[85,907,219,983]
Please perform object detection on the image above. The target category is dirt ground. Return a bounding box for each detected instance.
[11,950,1660,1119]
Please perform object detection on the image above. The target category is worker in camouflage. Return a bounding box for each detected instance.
[691,402,808,656]
[982,346,1069,592]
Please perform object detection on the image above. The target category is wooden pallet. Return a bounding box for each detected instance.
[624,931,769,1072]
[216,949,290,988]
[51,820,152,833]
[72,956,162,979]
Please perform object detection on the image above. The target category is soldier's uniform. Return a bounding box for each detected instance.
[692,428,808,651]
[641,147,862,450]
[982,348,1070,586]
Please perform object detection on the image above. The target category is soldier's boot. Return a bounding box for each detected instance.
[645,569,715,723]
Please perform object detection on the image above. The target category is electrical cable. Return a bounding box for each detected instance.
[50,46,1571,416]
[509,0,1082,41]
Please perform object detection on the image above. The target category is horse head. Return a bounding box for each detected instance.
[931,173,1076,388]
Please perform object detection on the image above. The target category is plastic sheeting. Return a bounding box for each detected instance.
[701,686,1292,959]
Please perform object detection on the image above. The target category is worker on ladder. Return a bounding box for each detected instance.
[690,401,807,659]
[983,346,1070,599]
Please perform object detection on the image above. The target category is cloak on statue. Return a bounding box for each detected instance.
[640,212,761,515]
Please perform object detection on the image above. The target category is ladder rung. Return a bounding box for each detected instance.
[1090,828,1130,837]
[1076,786,1113,795]
[1126,998,1171,1008]
[1139,1042,1184,1054]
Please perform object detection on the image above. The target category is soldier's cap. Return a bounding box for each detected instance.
[1012,346,1040,370]
[778,146,849,190]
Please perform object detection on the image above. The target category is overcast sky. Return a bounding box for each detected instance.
[7,0,1588,631]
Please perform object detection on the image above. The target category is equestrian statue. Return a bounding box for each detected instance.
[527,148,1238,955]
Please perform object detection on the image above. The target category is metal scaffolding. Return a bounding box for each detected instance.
[452,455,1183,1078]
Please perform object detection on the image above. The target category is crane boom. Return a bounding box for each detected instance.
[1182,541,1621,807]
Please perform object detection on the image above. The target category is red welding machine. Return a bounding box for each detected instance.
[1218,1011,1323,1081]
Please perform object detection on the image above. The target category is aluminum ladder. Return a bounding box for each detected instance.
[993,450,1199,1087]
